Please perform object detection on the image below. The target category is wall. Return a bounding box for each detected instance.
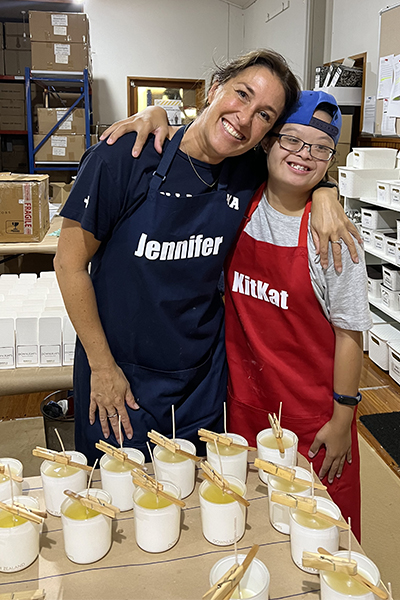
[83,0,243,124]
[243,0,309,87]
[326,0,393,97]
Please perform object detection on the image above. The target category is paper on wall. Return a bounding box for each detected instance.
[381,98,397,135]
[362,96,375,134]
[377,54,394,99]
[388,54,400,117]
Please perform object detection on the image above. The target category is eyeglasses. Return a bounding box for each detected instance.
[271,133,336,161]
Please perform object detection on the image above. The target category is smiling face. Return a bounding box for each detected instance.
[265,109,335,194]
[191,65,286,163]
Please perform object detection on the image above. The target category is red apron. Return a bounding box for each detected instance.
[224,185,361,540]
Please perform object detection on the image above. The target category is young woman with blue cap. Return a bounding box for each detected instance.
[224,90,371,540]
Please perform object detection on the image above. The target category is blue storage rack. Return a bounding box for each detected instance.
[25,67,91,173]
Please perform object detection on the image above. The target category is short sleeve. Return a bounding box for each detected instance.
[60,150,122,241]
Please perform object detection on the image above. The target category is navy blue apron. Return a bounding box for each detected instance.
[74,126,248,463]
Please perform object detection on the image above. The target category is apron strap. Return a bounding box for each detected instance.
[149,125,186,192]
[298,199,312,248]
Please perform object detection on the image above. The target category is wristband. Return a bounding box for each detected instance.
[333,391,362,406]
[313,181,339,199]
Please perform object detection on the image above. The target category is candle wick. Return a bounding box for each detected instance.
[54,428,66,457]
[172,405,176,443]
[86,459,98,498]
[214,439,224,493]
[223,402,227,436]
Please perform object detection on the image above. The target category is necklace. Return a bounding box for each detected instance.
[182,123,220,189]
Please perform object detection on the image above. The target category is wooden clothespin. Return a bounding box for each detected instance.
[0,591,46,600]
[202,544,259,600]
[12,501,47,520]
[131,467,186,508]
[95,440,146,470]
[200,461,250,508]
[254,458,326,490]
[270,491,350,529]
[32,447,92,472]
[198,428,257,452]
[302,551,357,574]
[148,430,201,462]
[0,464,23,484]
[63,489,120,518]
[267,413,285,453]
[318,548,388,600]
[0,500,44,525]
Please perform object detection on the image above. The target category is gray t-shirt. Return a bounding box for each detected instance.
[244,193,372,331]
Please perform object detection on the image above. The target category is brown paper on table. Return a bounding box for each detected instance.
[0,456,363,600]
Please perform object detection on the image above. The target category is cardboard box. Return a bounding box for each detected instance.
[0,48,4,75]
[37,107,85,134]
[0,82,24,100]
[33,133,96,162]
[338,114,353,144]
[5,49,31,75]
[29,11,90,43]
[50,181,73,206]
[0,173,49,243]
[31,41,91,74]
[0,99,25,116]
[0,22,4,49]
[0,115,26,131]
[47,91,82,108]
[4,22,30,50]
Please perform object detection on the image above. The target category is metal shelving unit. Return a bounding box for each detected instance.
[25,67,91,173]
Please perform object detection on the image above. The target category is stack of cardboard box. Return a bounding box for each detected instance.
[4,21,31,76]
[0,81,26,132]
[0,23,4,75]
[29,11,91,75]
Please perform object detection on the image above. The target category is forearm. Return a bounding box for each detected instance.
[55,259,115,372]
[333,327,362,396]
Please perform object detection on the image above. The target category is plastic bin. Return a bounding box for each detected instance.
[40,389,74,451]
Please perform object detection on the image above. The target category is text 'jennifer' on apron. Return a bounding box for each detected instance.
[74,126,250,462]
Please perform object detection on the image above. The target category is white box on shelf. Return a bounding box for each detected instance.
[373,229,396,253]
[395,242,400,267]
[63,315,76,366]
[382,264,400,290]
[377,180,400,205]
[368,323,400,370]
[39,315,62,366]
[388,340,400,384]
[16,317,39,367]
[363,309,389,352]
[0,318,15,369]
[19,273,38,283]
[380,285,400,311]
[391,182,400,208]
[361,227,373,248]
[367,265,383,298]
[385,232,398,259]
[338,167,400,198]
[361,207,399,229]
[352,148,398,169]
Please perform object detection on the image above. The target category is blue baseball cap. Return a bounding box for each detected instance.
[279,90,342,145]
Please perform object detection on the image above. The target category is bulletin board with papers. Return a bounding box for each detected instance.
[375,3,400,136]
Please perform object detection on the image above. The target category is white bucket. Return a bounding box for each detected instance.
[206,433,248,483]
[61,488,112,564]
[0,495,41,572]
[256,428,298,483]
[40,450,88,516]
[267,466,312,534]
[0,458,23,501]
[209,554,270,600]
[133,480,181,553]
[100,447,145,511]
[199,475,247,546]
[320,551,380,600]
[154,439,196,499]
[289,496,341,573]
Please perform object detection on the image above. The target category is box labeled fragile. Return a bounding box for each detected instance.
[352,148,398,169]
[0,173,49,243]
[361,207,399,229]
[338,167,400,198]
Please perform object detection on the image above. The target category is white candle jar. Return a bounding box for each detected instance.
[100,448,145,511]
[256,428,298,483]
[61,488,113,564]
[320,551,380,600]
[206,433,248,483]
[267,466,312,534]
[0,458,23,501]
[199,475,247,546]
[154,439,196,499]
[0,495,40,573]
[289,497,341,573]
[133,481,181,553]
[209,554,270,600]
[40,450,87,516]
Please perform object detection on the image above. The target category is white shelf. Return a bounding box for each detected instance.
[356,197,400,212]
[364,246,398,266]
[369,295,400,324]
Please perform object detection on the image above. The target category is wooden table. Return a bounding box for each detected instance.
[0,455,359,600]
